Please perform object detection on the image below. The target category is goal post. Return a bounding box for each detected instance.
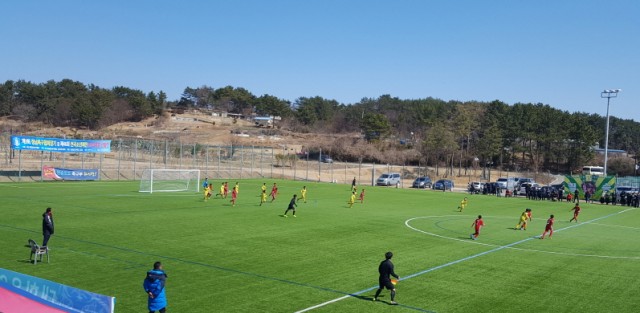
[139,169,201,193]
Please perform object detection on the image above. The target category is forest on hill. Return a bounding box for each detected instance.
[1,79,638,175]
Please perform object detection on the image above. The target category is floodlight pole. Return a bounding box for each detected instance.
[601,89,621,176]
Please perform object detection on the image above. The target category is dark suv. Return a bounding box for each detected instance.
[433,179,454,191]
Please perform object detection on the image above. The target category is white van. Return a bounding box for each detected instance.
[496,177,517,190]
[377,173,401,186]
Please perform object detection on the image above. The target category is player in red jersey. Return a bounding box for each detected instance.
[270,183,278,202]
[470,215,484,240]
[223,182,229,198]
[230,187,238,207]
[540,214,555,239]
[359,189,366,204]
[569,203,581,223]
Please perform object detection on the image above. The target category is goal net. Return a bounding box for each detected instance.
[139,169,201,193]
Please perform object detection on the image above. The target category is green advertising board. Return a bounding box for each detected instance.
[563,175,616,200]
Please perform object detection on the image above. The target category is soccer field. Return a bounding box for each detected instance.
[1,180,639,312]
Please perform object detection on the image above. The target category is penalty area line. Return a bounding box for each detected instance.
[294,207,636,313]
[293,238,530,313]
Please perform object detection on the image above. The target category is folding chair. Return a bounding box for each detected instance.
[28,239,49,264]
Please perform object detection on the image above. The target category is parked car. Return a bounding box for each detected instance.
[497,177,517,190]
[468,181,485,194]
[615,186,639,196]
[302,151,334,163]
[516,178,535,189]
[433,179,454,191]
[377,173,401,186]
[484,182,498,194]
[518,182,540,196]
[320,154,333,163]
[550,183,565,199]
[412,176,432,189]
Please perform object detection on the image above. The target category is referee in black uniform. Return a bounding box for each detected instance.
[373,251,399,305]
[283,194,297,217]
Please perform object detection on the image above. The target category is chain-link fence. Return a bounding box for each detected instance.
[0,133,436,187]
[1,135,278,181]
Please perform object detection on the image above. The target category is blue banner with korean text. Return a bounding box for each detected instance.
[11,136,111,153]
[42,166,99,181]
[0,268,115,313]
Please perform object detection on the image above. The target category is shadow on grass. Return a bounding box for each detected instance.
[353,294,384,302]
[17,259,36,264]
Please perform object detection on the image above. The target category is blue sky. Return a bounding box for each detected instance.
[1,0,638,121]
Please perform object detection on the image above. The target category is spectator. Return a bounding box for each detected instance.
[42,207,54,247]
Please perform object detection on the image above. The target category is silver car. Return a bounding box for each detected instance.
[377,173,401,186]
[412,176,432,188]
[469,181,485,193]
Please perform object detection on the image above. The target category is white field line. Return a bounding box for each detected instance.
[406,214,640,260]
[589,222,640,231]
[294,208,636,313]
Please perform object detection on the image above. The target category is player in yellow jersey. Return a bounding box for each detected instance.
[348,191,356,208]
[234,182,240,194]
[260,190,268,206]
[215,182,224,198]
[515,208,532,230]
[203,185,211,201]
[458,197,469,212]
[298,186,307,203]
[261,183,267,194]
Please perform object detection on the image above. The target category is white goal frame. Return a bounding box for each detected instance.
[139,169,201,193]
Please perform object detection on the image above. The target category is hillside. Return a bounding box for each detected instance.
[0,111,563,188]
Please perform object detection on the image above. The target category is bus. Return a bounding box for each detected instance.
[582,166,604,175]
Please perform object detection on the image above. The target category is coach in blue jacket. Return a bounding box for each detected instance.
[143,261,168,313]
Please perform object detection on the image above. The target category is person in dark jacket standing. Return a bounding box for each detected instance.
[144,261,168,313]
[42,207,54,246]
[373,251,399,305]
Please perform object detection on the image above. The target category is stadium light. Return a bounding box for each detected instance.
[601,89,621,176]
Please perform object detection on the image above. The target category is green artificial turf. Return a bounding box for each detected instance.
[1,180,639,312]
